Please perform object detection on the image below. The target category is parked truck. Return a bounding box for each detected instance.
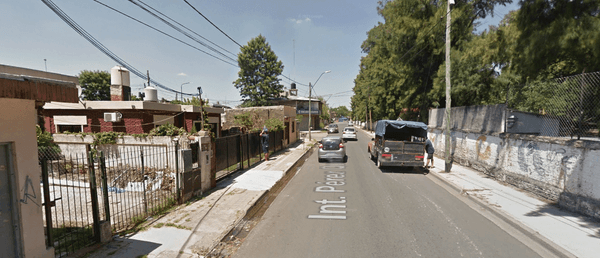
[368,120,428,169]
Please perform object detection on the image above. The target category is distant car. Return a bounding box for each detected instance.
[327,124,339,134]
[318,136,346,162]
[348,121,354,126]
[342,127,357,141]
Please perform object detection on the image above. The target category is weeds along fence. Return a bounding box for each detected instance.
[38,143,179,257]
[507,71,600,139]
[214,130,284,180]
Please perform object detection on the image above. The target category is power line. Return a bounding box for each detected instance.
[93,0,239,67]
[182,0,242,48]
[398,9,451,62]
[129,0,238,61]
[136,0,238,57]
[41,0,197,96]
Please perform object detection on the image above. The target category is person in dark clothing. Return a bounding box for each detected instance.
[425,137,435,168]
[260,126,269,161]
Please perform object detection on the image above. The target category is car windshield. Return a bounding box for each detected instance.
[344,128,355,132]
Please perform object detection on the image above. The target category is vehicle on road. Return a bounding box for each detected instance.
[342,127,357,141]
[318,136,346,162]
[327,124,339,134]
[348,121,354,126]
[368,120,427,169]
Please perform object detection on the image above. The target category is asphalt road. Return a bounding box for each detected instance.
[233,123,543,258]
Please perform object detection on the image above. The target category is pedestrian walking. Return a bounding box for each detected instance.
[260,126,269,161]
[425,137,435,168]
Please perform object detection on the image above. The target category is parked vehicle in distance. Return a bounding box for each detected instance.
[327,124,339,134]
[348,121,354,126]
[368,120,427,169]
[342,127,357,141]
[318,136,346,162]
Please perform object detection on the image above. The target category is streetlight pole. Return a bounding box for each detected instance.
[179,82,190,101]
[308,70,330,141]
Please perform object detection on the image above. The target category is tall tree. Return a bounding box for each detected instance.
[79,70,111,100]
[234,35,284,107]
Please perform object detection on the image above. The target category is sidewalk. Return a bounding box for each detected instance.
[361,127,600,258]
[86,135,323,258]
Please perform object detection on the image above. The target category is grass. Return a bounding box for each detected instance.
[50,225,95,255]
[153,223,165,228]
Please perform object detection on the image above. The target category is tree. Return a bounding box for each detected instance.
[79,70,111,100]
[234,35,284,107]
[331,106,350,118]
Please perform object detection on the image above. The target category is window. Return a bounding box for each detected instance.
[57,125,82,133]
[292,121,295,133]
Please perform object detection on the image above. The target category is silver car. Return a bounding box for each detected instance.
[342,127,357,141]
[318,136,346,162]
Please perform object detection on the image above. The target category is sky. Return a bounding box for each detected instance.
[0,0,519,109]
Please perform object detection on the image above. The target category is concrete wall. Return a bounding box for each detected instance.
[428,106,600,220]
[0,98,54,258]
[429,104,506,134]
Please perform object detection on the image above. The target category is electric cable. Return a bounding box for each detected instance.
[93,0,239,67]
[128,0,237,62]
[182,0,242,47]
[135,0,238,58]
[41,0,198,97]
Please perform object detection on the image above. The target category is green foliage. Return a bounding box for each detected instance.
[149,123,186,136]
[170,96,205,107]
[36,125,61,156]
[92,131,123,146]
[233,112,255,132]
[234,35,284,107]
[318,97,331,122]
[130,94,142,101]
[331,106,350,119]
[264,118,285,132]
[352,0,600,123]
[79,70,111,100]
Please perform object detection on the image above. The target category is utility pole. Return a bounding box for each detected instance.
[198,87,204,131]
[444,0,453,172]
[308,82,312,141]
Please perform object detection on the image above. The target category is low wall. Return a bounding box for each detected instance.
[428,128,600,220]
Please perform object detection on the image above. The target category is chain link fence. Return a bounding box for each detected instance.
[507,71,600,139]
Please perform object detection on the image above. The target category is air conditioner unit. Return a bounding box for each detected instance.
[104,112,123,122]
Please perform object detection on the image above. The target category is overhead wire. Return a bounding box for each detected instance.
[128,0,238,62]
[135,0,238,58]
[182,0,242,48]
[93,0,239,67]
[41,0,198,97]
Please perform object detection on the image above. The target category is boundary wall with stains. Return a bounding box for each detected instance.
[428,106,600,220]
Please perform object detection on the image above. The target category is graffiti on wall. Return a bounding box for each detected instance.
[20,175,40,206]
[476,135,491,160]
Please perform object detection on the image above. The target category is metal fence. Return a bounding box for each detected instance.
[38,143,179,257]
[214,130,284,179]
[507,71,600,139]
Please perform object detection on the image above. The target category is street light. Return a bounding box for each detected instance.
[179,82,190,101]
[308,70,330,141]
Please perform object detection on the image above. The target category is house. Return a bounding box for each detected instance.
[0,71,79,257]
[41,66,224,137]
[221,105,298,146]
[271,85,323,131]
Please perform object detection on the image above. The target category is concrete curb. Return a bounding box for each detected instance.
[428,170,576,258]
[207,141,316,254]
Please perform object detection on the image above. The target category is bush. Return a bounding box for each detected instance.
[264,118,285,132]
[149,123,186,136]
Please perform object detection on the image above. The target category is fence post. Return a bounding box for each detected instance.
[99,151,110,223]
[141,148,148,215]
[175,141,180,203]
[40,158,53,247]
[88,151,101,242]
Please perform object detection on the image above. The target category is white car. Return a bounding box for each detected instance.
[342,127,357,141]
[348,121,353,126]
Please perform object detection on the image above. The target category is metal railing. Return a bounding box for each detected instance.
[38,143,180,256]
[507,71,600,139]
[214,130,284,179]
